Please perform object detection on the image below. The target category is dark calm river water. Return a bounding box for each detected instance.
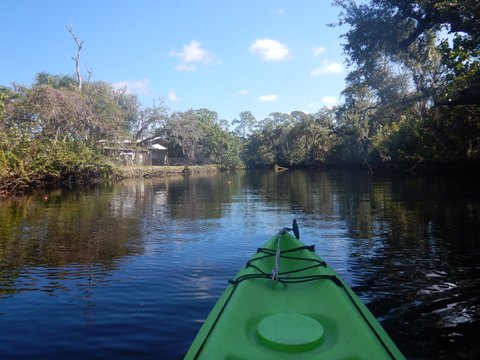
[1,169,479,359]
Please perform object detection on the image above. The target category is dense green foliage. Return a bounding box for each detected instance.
[0,81,128,195]
[162,108,242,167]
[330,0,480,168]
[1,1,479,195]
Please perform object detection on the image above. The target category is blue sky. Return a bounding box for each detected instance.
[1,0,348,122]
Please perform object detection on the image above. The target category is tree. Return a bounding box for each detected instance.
[195,109,243,167]
[217,134,244,168]
[308,109,339,165]
[34,72,77,89]
[332,0,480,99]
[164,110,204,163]
[113,88,141,135]
[1,82,118,195]
[3,79,133,144]
[330,0,480,168]
[81,81,129,142]
[232,111,257,139]
[162,108,243,167]
[3,84,86,141]
[243,111,339,167]
[131,98,168,141]
[245,130,276,166]
[194,108,226,163]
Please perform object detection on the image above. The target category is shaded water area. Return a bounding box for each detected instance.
[0,169,479,359]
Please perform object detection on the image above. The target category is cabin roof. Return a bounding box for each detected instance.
[149,143,167,150]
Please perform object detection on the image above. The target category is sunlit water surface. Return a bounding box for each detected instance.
[1,170,479,359]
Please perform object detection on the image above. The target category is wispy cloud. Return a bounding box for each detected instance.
[321,96,338,106]
[175,64,196,72]
[168,90,178,102]
[112,79,151,94]
[237,89,249,96]
[257,94,278,102]
[313,46,326,56]
[250,39,291,61]
[310,60,344,76]
[169,40,217,71]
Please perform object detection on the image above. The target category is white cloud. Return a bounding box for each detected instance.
[237,89,249,96]
[257,94,278,102]
[112,79,151,94]
[168,90,178,102]
[175,64,196,72]
[169,40,217,71]
[249,39,291,61]
[313,46,326,56]
[321,96,338,106]
[310,60,344,76]
[169,40,214,63]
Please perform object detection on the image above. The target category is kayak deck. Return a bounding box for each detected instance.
[185,227,405,359]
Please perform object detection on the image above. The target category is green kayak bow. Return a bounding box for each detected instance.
[185,221,406,359]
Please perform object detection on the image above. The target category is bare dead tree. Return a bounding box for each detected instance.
[67,26,84,90]
[86,64,94,83]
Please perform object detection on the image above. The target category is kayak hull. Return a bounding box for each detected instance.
[185,230,405,359]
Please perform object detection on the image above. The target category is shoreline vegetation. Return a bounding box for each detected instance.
[0,161,225,198]
[2,1,479,197]
[116,165,223,179]
[3,158,479,199]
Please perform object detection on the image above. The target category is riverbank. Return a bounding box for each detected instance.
[115,165,222,179]
[0,164,222,198]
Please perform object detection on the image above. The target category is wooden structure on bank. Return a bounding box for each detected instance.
[100,136,168,166]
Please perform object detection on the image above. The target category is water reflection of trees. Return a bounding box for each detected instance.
[165,172,244,220]
[0,190,143,271]
[0,173,245,271]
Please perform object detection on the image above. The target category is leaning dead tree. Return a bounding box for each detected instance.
[67,26,83,90]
